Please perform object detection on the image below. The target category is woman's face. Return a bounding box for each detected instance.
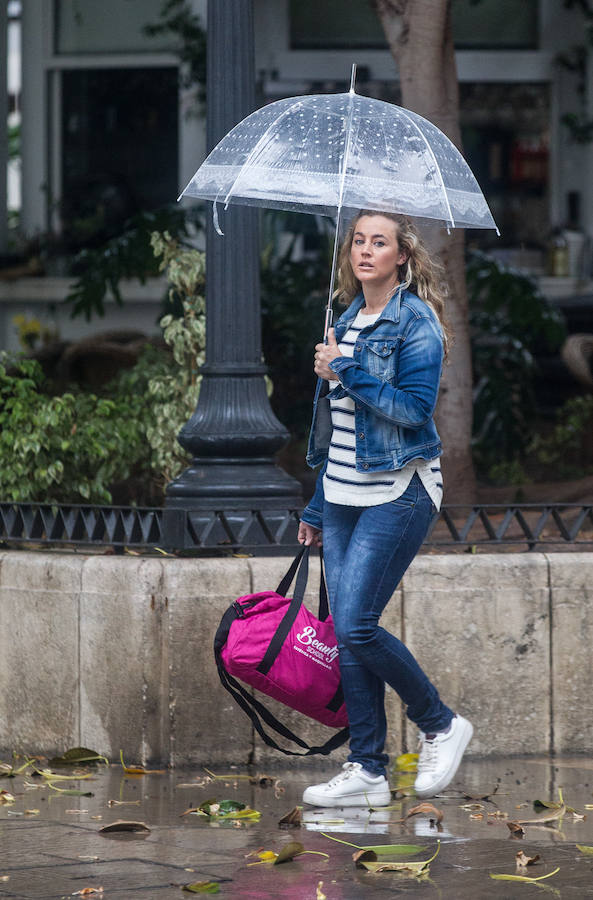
[349,215,407,288]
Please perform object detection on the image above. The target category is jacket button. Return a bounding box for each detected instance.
[358,432,365,439]
[355,346,361,352]
[363,463,369,469]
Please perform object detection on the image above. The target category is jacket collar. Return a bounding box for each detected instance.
[338,284,405,328]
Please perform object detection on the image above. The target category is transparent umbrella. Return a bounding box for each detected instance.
[180,66,498,336]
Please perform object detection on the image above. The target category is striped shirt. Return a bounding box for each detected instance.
[323,310,444,510]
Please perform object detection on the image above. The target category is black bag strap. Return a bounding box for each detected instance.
[216,661,349,756]
[258,545,328,676]
[276,545,329,619]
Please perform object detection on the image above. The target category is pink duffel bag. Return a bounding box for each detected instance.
[214,546,349,756]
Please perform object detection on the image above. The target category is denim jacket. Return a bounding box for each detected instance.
[301,286,444,530]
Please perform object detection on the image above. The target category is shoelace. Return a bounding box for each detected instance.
[417,737,438,773]
[327,762,361,787]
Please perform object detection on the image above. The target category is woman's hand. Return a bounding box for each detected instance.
[297,522,323,547]
[314,328,342,380]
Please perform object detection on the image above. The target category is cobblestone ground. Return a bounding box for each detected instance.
[1,755,593,898]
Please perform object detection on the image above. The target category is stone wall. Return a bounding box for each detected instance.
[0,550,590,766]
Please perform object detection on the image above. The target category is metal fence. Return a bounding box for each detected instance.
[1,501,593,552]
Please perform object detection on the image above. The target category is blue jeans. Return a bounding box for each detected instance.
[322,474,453,777]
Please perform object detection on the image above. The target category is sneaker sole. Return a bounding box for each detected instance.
[415,719,474,798]
[302,788,392,808]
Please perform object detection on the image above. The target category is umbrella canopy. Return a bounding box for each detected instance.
[180,87,498,233]
[180,70,498,337]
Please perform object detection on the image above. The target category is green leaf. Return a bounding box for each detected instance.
[274,842,305,865]
[46,783,94,797]
[355,842,440,875]
[182,884,220,894]
[490,867,560,883]
[577,845,593,855]
[48,747,109,767]
[321,833,424,856]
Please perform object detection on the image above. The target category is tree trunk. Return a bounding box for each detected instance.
[372,0,477,501]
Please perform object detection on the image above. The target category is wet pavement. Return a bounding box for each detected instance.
[1,756,593,898]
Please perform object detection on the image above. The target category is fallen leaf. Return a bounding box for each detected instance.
[0,791,15,804]
[490,867,560,883]
[577,844,593,855]
[65,809,89,814]
[274,841,305,864]
[181,884,220,894]
[0,875,9,882]
[488,810,508,819]
[395,752,419,772]
[515,789,566,825]
[99,820,151,833]
[506,822,525,838]
[0,757,35,778]
[469,813,484,820]
[48,747,108,767]
[316,882,326,900]
[24,809,40,816]
[321,833,425,856]
[353,848,378,867]
[533,799,563,810]
[107,799,141,807]
[278,806,302,828]
[404,802,443,825]
[584,805,593,810]
[572,812,586,820]
[71,888,104,896]
[119,750,165,775]
[460,802,484,811]
[35,769,94,782]
[355,842,440,876]
[47,783,94,797]
[78,856,99,861]
[516,850,540,869]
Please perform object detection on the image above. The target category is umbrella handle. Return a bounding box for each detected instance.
[323,306,333,343]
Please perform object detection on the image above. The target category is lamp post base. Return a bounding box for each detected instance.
[163,457,304,550]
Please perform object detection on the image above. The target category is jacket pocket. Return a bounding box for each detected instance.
[365,339,400,379]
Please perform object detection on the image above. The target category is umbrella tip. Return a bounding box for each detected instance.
[349,63,357,94]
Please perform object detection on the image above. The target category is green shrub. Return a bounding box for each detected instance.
[467,251,566,477]
[0,230,206,505]
[0,357,146,503]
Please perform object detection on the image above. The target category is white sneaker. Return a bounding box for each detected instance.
[302,762,392,808]
[414,714,473,798]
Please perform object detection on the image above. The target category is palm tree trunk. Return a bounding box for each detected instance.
[372,0,477,501]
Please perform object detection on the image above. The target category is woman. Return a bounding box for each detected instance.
[297,210,472,806]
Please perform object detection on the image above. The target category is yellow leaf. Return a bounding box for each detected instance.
[316,882,326,900]
[577,844,593,855]
[395,752,419,772]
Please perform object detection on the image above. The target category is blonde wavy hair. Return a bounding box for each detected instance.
[335,210,452,353]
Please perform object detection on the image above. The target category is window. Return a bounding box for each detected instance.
[54,0,173,54]
[289,0,539,51]
[60,67,179,247]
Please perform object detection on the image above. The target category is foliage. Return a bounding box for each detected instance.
[260,213,334,439]
[527,394,593,476]
[0,357,147,503]
[143,0,207,112]
[143,231,206,484]
[0,232,206,504]
[557,1,593,142]
[467,252,566,477]
[64,206,202,321]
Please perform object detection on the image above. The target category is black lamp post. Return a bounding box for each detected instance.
[165,0,303,543]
